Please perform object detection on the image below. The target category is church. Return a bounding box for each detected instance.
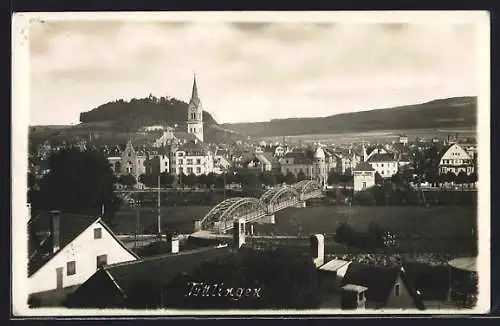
[111,75,225,181]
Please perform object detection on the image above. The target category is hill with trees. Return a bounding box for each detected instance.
[222,96,477,137]
[30,95,247,145]
[79,95,217,131]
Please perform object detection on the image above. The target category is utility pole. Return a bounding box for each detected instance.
[135,200,140,249]
[157,175,161,235]
[223,169,227,200]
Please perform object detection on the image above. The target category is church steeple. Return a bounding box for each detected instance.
[186,73,204,143]
[190,73,200,105]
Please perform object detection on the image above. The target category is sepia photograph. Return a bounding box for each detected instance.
[11,11,490,316]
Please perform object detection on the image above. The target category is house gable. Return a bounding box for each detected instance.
[29,219,139,294]
[439,143,472,163]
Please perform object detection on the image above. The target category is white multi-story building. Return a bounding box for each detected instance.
[171,142,214,176]
[363,146,399,178]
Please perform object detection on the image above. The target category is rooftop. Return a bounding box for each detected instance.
[319,259,350,272]
[353,161,375,172]
[342,284,369,293]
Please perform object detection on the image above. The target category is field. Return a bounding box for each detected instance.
[260,128,476,144]
[112,204,477,255]
[113,205,212,235]
[253,205,477,255]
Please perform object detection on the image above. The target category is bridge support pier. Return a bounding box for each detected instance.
[294,201,306,208]
[194,220,202,232]
[256,214,275,224]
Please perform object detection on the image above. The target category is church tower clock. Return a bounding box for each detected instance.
[186,74,204,142]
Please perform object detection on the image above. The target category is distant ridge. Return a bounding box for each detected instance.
[221,96,477,137]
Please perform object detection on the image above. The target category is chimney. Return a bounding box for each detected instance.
[310,234,325,267]
[50,210,61,253]
[341,284,367,310]
[233,218,246,249]
[165,232,179,254]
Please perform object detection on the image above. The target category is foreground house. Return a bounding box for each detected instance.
[28,210,140,306]
[64,245,232,308]
[341,263,425,310]
[310,234,424,310]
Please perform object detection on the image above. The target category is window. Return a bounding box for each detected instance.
[171,168,176,174]
[67,261,76,276]
[187,167,193,174]
[196,167,201,174]
[187,159,193,165]
[178,159,183,165]
[94,228,102,239]
[395,284,400,296]
[362,182,366,189]
[97,255,108,269]
[196,159,201,165]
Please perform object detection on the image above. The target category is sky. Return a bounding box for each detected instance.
[27,13,480,126]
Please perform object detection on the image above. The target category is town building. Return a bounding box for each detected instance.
[28,210,140,305]
[352,162,376,192]
[243,152,281,174]
[364,146,399,179]
[171,141,214,176]
[119,140,147,179]
[435,143,475,176]
[398,135,409,146]
[279,146,331,187]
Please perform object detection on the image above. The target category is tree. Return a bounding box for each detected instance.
[285,172,296,185]
[35,148,120,225]
[456,171,468,184]
[159,172,175,187]
[197,173,207,188]
[184,173,198,188]
[445,171,457,183]
[205,172,218,189]
[390,173,402,184]
[215,174,226,189]
[118,174,137,189]
[139,173,153,187]
[241,171,261,189]
[274,172,286,185]
[259,171,276,186]
[327,172,340,185]
[469,171,478,183]
[297,171,307,182]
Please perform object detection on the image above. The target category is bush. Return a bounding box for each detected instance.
[352,191,376,206]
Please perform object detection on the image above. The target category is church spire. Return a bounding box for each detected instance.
[190,73,199,104]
